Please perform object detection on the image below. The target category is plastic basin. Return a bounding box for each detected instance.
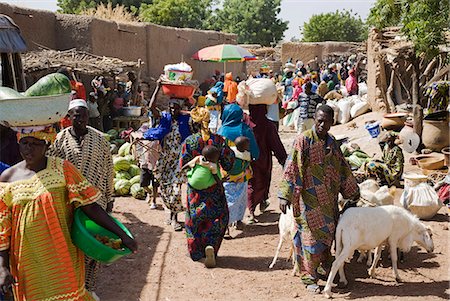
[71,209,133,263]
[161,84,195,99]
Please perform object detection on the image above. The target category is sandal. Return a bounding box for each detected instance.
[171,221,183,232]
[306,284,321,294]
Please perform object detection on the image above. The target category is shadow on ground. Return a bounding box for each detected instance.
[97,211,164,301]
[217,255,294,272]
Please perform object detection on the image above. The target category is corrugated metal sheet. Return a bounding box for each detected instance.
[0,14,26,53]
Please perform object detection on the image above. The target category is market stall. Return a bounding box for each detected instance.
[0,14,27,91]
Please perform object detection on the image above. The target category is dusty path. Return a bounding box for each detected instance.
[98,113,449,301]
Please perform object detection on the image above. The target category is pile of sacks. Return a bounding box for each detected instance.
[323,82,370,125]
[326,94,370,125]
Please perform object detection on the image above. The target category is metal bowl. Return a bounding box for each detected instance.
[122,106,142,117]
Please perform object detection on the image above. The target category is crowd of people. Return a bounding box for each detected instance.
[0,55,434,300]
[58,68,145,133]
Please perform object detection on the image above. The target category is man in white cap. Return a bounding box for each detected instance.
[48,99,114,299]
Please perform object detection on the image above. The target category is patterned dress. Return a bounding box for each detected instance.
[155,119,184,213]
[180,133,235,261]
[49,126,114,291]
[0,157,98,301]
[278,128,359,283]
[364,144,404,186]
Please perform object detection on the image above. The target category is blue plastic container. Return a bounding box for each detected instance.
[365,121,380,138]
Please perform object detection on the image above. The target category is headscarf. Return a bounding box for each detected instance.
[218,104,260,160]
[15,125,57,143]
[210,81,224,104]
[190,106,210,141]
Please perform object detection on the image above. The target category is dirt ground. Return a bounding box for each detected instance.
[97,112,449,301]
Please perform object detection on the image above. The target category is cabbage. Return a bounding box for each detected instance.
[24,73,71,96]
[115,171,131,180]
[115,179,131,196]
[107,129,119,140]
[130,175,141,185]
[130,183,146,200]
[128,164,140,177]
[118,142,131,157]
[113,157,131,171]
[124,155,137,164]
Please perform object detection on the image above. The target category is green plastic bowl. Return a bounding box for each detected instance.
[71,209,133,263]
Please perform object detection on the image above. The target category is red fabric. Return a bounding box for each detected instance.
[438,184,449,203]
[247,104,287,213]
[70,80,86,100]
[345,71,358,96]
[60,116,72,129]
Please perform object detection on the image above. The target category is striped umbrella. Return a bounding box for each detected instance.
[192,44,256,62]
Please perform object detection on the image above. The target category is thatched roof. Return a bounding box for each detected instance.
[22,48,140,75]
[0,14,27,53]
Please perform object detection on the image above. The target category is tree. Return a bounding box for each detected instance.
[209,0,288,46]
[368,0,449,58]
[301,10,367,42]
[57,0,151,14]
[138,0,214,30]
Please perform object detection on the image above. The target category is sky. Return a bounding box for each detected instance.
[1,0,377,40]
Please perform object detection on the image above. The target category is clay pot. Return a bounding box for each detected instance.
[417,157,445,170]
[442,147,450,167]
[422,119,449,151]
[381,113,408,131]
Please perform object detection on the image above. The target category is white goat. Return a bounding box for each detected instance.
[323,205,434,299]
[269,206,299,275]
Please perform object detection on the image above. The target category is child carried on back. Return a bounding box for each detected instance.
[182,145,222,191]
[225,136,252,182]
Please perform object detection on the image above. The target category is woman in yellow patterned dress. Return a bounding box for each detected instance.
[0,126,137,301]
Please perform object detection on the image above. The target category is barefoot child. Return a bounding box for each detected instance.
[136,133,162,209]
[223,136,252,232]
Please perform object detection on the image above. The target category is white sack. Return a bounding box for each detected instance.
[237,78,277,106]
[337,99,351,124]
[400,182,443,219]
[350,100,370,118]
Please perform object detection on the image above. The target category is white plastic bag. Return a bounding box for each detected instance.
[400,182,443,219]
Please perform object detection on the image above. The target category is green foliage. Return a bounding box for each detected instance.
[57,0,151,14]
[209,0,288,46]
[301,10,367,42]
[366,0,402,29]
[138,0,214,29]
[368,0,449,58]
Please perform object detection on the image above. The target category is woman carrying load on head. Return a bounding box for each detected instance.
[217,104,259,230]
[0,125,137,301]
[247,104,287,223]
[147,98,191,232]
[180,107,235,268]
